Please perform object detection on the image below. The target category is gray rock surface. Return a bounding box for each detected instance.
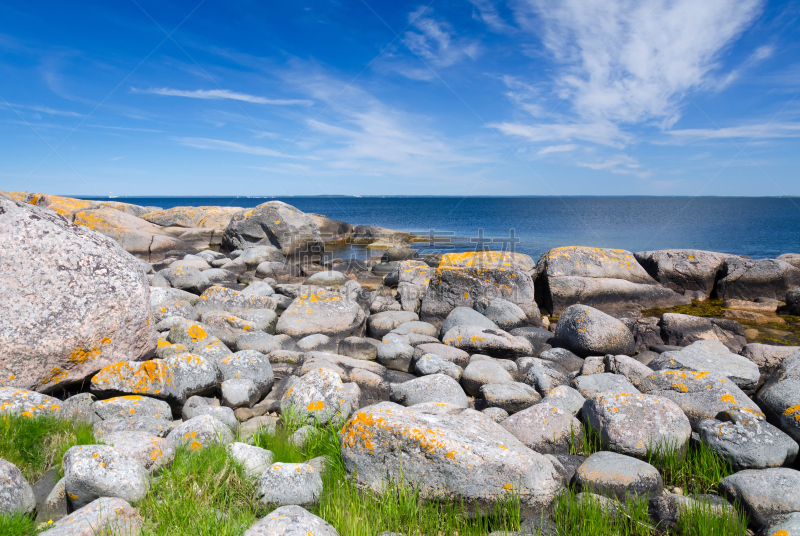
[442,325,533,358]
[92,416,173,439]
[633,249,729,300]
[474,298,528,331]
[538,348,584,373]
[243,505,339,536]
[719,468,800,526]
[440,307,498,335]
[376,340,415,372]
[92,395,172,421]
[542,385,586,417]
[167,414,234,451]
[552,305,635,357]
[257,463,322,506]
[227,442,274,481]
[218,350,275,398]
[583,393,691,456]
[649,339,760,393]
[0,194,157,393]
[195,286,277,315]
[281,368,351,424]
[481,382,541,414]
[717,257,800,301]
[103,431,176,474]
[390,374,468,408]
[182,396,238,431]
[501,402,581,454]
[0,459,35,515]
[659,312,746,353]
[756,512,800,536]
[367,311,419,339]
[572,373,640,398]
[575,451,663,500]
[0,387,65,419]
[757,352,800,443]
[461,360,513,396]
[222,201,323,255]
[62,445,149,509]
[414,353,463,381]
[276,289,366,342]
[524,360,570,396]
[340,402,562,510]
[741,343,800,375]
[38,497,142,536]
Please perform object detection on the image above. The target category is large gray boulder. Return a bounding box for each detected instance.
[222,201,323,256]
[420,251,541,328]
[38,497,142,536]
[90,354,216,406]
[659,313,746,353]
[717,258,800,301]
[276,289,366,342]
[160,265,211,294]
[91,395,171,421]
[634,249,730,300]
[552,305,635,357]
[757,351,800,444]
[474,298,528,331]
[719,468,800,526]
[443,325,533,358]
[243,505,339,536]
[218,350,275,398]
[367,311,418,339]
[62,445,149,509]
[649,339,760,393]
[572,373,640,398]
[0,194,157,393]
[340,402,562,510]
[697,409,798,470]
[440,306,497,335]
[102,431,176,474]
[461,360,513,396]
[542,385,585,417]
[575,451,663,500]
[0,387,64,418]
[534,246,690,315]
[0,459,35,515]
[741,343,800,376]
[481,382,541,414]
[257,463,322,506]
[583,393,691,456]
[500,402,581,454]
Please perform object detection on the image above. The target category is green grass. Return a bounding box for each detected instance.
[646,441,734,496]
[0,512,37,536]
[0,414,97,482]
[676,501,748,536]
[546,487,653,536]
[569,423,609,458]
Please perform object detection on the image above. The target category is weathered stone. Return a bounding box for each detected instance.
[412,343,470,369]
[659,313,746,353]
[640,370,763,428]
[649,339,760,392]
[634,249,729,300]
[235,332,283,354]
[524,361,570,397]
[414,353,463,381]
[483,407,510,423]
[553,305,635,357]
[572,373,640,398]
[535,247,690,315]
[102,432,176,474]
[0,387,64,418]
[501,402,581,454]
[443,325,532,358]
[195,285,276,315]
[91,354,216,405]
[167,414,234,451]
[440,307,498,335]
[237,246,284,269]
[92,395,172,421]
[296,334,337,353]
[304,270,349,288]
[62,445,149,509]
[390,374,468,408]
[719,468,800,526]
[151,299,198,324]
[741,343,800,375]
[227,442,274,481]
[461,360,513,397]
[755,512,800,536]
[142,205,242,229]
[474,298,528,331]
[218,350,274,397]
[38,497,141,536]
[542,385,586,417]
[0,194,157,393]
[276,289,365,342]
[575,451,663,500]
[717,258,800,301]
[92,416,173,439]
[340,402,562,510]
[367,311,418,339]
[221,379,260,408]
[603,354,654,391]
[243,505,339,536]
[160,265,211,294]
[538,348,584,373]
[376,340,415,372]
[481,382,541,414]
[222,201,324,256]
[421,251,541,328]
[150,287,201,306]
[338,337,379,361]
[281,368,350,424]
[0,459,35,515]
[257,463,322,506]
[787,287,800,315]
[583,393,691,456]
[757,352,800,444]
[390,321,439,339]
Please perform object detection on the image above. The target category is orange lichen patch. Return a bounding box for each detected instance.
[307,401,325,411]
[438,251,531,271]
[157,339,171,349]
[446,450,457,460]
[190,440,202,452]
[721,394,736,404]
[503,483,513,490]
[783,404,800,421]
[187,325,208,342]
[671,383,688,393]
[41,367,68,385]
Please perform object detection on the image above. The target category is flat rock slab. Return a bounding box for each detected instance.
[698,414,798,470]
[276,289,366,342]
[195,286,277,315]
[243,505,339,536]
[91,395,172,421]
[575,451,663,500]
[257,463,322,506]
[720,468,800,526]
[583,393,691,456]
[38,497,141,536]
[572,373,640,398]
[340,402,562,510]
[650,339,760,393]
[442,325,532,358]
[481,382,541,414]
[389,374,468,408]
[500,402,581,454]
[755,512,800,536]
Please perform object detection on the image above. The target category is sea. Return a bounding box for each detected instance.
[80,196,800,261]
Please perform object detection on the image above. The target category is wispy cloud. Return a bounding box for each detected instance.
[665,122,800,141]
[133,87,313,106]
[0,101,82,117]
[468,0,513,33]
[489,120,629,147]
[400,7,481,74]
[173,137,307,159]
[537,143,577,155]
[577,155,651,178]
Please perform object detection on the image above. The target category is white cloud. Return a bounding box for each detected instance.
[665,122,800,141]
[172,137,306,159]
[468,0,513,33]
[133,87,313,106]
[537,144,577,155]
[402,7,481,69]
[489,120,629,147]
[512,0,764,126]
[577,155,651,178]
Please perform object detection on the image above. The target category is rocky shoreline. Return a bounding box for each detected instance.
[2,191,800,535]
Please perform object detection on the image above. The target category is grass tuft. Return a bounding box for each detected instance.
[0,512,37,536]
[676,500,748,535]
[548,487,652,536]
[0,414,97,482]
[645,440,734,496]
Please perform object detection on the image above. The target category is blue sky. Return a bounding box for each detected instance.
[1,0,799,196]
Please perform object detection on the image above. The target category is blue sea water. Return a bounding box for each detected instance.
[80,196,800,260]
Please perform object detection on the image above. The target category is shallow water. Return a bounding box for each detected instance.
[82,196,800,260]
